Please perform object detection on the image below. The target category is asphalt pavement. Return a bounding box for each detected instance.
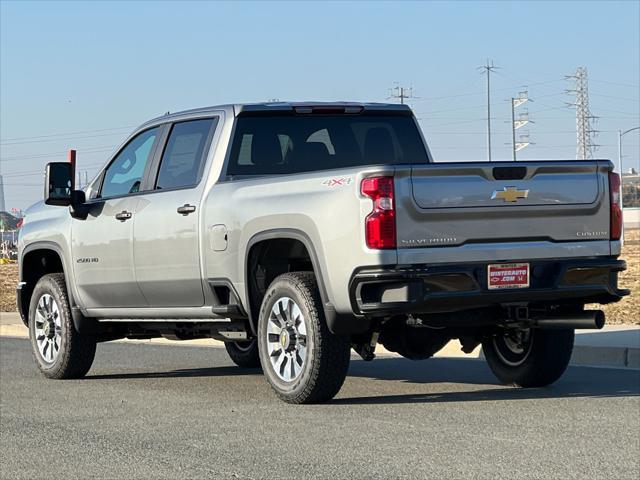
[1,337,639,479]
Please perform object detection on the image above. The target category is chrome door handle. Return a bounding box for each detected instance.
[115,211,132,222]
[177,204,196,216]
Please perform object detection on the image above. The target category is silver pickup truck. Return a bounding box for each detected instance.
[18,102,628,403]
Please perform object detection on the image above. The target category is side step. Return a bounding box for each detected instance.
[97,319,250,342]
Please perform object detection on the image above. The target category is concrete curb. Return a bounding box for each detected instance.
[571,345,639,369]
[2,321,637,369]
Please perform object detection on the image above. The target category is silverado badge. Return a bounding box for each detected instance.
[491,186,529,202]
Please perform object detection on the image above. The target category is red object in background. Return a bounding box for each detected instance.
[16,219,24,229]
[68,149,77,189]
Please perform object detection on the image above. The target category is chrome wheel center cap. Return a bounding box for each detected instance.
[279,328,296,352]
[43,320,55,338]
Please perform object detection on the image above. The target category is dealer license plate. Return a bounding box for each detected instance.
[487,263,530,290]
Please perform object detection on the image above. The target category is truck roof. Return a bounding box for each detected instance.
[141,102,412,128]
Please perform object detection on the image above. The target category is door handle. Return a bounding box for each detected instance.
[115,211,132,222]
[177,204,196,216]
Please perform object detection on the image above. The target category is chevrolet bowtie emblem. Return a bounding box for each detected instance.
[491,186,529,202]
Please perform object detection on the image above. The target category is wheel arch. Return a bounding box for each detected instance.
[244,229,334,335]
[19,241,89,332]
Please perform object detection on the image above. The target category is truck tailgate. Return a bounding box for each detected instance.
[395,160,612,249]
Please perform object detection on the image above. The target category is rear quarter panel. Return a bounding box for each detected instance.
[202,167,397,314]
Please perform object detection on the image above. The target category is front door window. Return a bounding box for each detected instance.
[101,127,159,198]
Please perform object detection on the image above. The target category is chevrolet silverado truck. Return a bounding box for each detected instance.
[18,102,628,404]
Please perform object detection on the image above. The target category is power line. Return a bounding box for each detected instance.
[411,78,566,103]
[591,93,640,102]
[590,79,640,89]
[0,145,117,162]
[2,162,104,178]
[0,125,134,143]
[0,131,130,146]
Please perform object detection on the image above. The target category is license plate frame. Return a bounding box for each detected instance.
[487,262,530,290]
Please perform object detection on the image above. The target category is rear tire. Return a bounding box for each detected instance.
[483,328,574,387]
[224,339,261,368]
[28,273,97,379]
[257,272,351,404]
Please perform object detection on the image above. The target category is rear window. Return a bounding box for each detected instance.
[155,118,216,190]
[226,114,428,176]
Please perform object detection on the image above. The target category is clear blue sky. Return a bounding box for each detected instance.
[1,0,639,211]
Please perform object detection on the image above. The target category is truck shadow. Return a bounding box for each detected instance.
[87,366,262,380]
[333,357,640,405]
[85,356,639,405]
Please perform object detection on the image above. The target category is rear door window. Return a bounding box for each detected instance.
[227,114,428,176]
[155,118,216,190]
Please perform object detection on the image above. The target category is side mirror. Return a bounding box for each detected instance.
[44,162,74,206]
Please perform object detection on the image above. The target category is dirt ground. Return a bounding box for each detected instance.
[595,228,639,325]
[1,232,638,323]
[0,263,18,313]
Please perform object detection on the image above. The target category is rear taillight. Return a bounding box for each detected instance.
[609,172,622,241]
[361,176,396,249]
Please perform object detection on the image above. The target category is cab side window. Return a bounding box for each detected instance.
[155,118,216,190]
[101,127,159,198]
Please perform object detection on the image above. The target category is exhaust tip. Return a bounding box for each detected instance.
[593,310,605,330]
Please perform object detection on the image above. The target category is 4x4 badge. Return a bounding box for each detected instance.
[491,186,529,202]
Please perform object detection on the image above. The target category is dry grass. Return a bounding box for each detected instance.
[0,263,18,312]
[595,229,640,325]
[0,234,638,323]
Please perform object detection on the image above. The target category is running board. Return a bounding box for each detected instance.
[97,318,234,323]
[97,319,249,342]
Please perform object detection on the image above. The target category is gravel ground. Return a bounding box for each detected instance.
[1,230,637,323]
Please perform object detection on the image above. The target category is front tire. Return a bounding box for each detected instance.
[224,339,261,368]
[257,272,351,404]
[483,328,574,387]
[28,273,97,379]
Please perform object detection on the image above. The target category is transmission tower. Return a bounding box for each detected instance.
[510,90,533,161]
[477,60,500,162]
[565,67,599,159]
[388,84,415,105]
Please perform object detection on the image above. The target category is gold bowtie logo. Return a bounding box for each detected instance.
[491,186,529,202]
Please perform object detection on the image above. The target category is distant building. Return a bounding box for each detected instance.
[622,172,640,208]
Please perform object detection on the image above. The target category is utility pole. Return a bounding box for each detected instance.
[478,60,499,162]
[566,67,599,159]
[618,126,640,212]
[389,85,414,105]
[0,152,5,212]
[510,90,532,161]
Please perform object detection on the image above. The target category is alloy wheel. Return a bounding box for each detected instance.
[34,294,62,364]
[266,297,308,382]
